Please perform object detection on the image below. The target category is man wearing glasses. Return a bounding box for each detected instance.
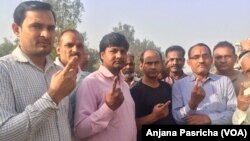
[172,43,236,125]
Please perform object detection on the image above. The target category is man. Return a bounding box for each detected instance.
[213,41,247,95]
[74,32,136,141]
[232,51,250,124]
[121,52,139,87]
[164,45,187,86]
[0,1,78,141]
[55,29,89,139]
[131,49,175,141]
[172,43,236,124]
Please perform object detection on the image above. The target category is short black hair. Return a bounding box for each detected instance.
[140,48,162,63]
[188,43,211,58]
[165,45,185,57]
[99,32,129,53]
[213,41,235,55]
[14,1,56,26]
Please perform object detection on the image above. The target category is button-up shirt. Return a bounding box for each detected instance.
[74,65,137,141]
[172,73,236,124]
[0,47,71,141]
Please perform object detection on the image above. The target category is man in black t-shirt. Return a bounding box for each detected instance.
[130,49,176,141]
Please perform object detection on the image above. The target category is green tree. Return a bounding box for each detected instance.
[0,38,18,57]
[86,48,100,72]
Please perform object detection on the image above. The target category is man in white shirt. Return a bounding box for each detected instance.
[232,51,250,124]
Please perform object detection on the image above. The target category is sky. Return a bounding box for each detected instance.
[1,0,250,71]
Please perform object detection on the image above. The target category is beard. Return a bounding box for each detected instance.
[124,73,134,81]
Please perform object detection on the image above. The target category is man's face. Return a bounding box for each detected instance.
[241,57,250,79]
[213,47,236,73]
[187,46,212,75]
[122,55,135,76]
[140,50,162,79]
[101,46,127,73]
[165,51,185,74]
[56,31,84,66]
[13,10,56,57]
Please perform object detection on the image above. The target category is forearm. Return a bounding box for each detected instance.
[136,113,159,130]
[74,103,114,139]
[0,93,58,141]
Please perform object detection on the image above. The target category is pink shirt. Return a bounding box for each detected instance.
[74,65,137,141]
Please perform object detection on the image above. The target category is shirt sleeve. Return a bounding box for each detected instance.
[74,77,114,139]
[0,62,58,141]
[207,77,237,124]
[172,81,196,124]
[232,108,248,125]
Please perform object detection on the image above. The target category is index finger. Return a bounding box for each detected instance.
[112,76,118,93]
[63,56,78,73]
[238,83,244,96]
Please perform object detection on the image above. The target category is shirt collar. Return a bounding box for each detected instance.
[98,65,124,79]
[12,46,55,71]
[189,73,217,82]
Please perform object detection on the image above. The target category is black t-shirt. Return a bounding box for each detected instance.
[130,80,176,125]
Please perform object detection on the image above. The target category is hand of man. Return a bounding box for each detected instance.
[48,56,79,104]
[185,114,211,125]
[189,78,206,110]
[237,84,250,111]
[105,76,124,111]
[152,101,171,120]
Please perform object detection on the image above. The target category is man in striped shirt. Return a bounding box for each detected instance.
[0,1,78,141]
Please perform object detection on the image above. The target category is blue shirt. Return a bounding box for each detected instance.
[172,73,236,124]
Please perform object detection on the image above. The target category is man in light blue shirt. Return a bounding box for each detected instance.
[172,43,236,125]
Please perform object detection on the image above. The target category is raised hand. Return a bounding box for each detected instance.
[105,76,124,111]
[237,84,250,111]
[189,78,206,110]
[48,56,79,104]
[152,101,171,120]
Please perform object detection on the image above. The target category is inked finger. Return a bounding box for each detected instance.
[112,76,118,93]
[63,56,78,74]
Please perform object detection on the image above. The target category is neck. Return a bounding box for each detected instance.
[217,69,236,77]
[169,71,184,80]
[142,76,159,88]
[194,73,209,82]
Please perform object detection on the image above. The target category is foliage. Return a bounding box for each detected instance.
[0,38,18,57]
[86,48,100,72]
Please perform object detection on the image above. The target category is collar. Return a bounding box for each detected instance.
[188,73,217,82]
[12,46,55,71]
[98,65,124,79]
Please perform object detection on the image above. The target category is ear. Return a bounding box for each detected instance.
[100,51,105,61]
[56,46,60,55]
[187,59,191,67]
[139,63,143,71]
[12,23,21,37]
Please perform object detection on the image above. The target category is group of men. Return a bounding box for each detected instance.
[1,1,250,141]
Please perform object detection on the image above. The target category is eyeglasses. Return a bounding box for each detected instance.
[189,54,211,60]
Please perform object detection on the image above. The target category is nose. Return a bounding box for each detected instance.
[116,51,122,58]
[198,56,205,63]
[40,29,49,39]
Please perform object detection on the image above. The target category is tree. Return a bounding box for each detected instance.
[0,38,18,57]
[86,48,100,72]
